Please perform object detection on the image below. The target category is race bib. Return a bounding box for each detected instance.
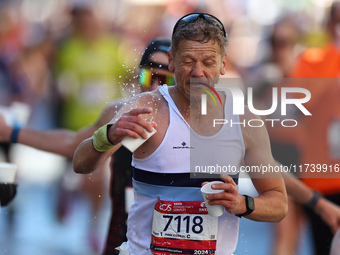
[150,199,218,255]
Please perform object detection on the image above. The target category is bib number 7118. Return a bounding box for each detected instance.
[163,215,203,234]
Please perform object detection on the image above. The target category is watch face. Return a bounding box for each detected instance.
[247,196,255,211]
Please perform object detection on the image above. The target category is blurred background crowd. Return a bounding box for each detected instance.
[0,0,337,254]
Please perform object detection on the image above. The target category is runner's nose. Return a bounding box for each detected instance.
[191,62,204,78]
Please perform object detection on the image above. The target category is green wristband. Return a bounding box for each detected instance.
[92,124,116,152]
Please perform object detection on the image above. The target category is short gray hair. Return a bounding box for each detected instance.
[171,17,228,56]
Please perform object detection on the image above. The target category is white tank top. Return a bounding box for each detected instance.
[127,85,245,255]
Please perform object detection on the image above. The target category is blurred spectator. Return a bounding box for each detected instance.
[54,2,128,131]
[289,2,340,254]
[238,14,308,255]
[45,1,134,252]
[259,16,306,255]
[51,2,131,252]
[0,5,30,162]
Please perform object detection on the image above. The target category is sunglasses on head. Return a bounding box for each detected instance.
[139,68,175,88]
[172,13,226,38]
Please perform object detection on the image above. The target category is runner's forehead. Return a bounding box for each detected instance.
[176,40,221,58]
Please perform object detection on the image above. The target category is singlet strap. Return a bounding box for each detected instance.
[158,85,190,126]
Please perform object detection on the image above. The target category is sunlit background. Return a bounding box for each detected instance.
[0,0,336,254]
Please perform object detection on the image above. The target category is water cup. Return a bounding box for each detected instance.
[0,162,17,184]
[201,181,225,217]
[121,128,156,153]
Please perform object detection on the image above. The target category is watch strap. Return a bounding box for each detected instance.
[235,195,255,218]
[306,191,321,210]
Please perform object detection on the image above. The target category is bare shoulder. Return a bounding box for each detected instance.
[130,90,164,106]
[106,100,125,110]
[96,100,126,126]
[107,89,167,124]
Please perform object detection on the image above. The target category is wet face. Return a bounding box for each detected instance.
[168,39,227,99]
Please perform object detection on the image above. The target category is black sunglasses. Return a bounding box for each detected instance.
[172,13,226,38]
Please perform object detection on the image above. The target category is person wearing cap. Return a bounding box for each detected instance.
[73,13,288,255]
[0,37,174,254]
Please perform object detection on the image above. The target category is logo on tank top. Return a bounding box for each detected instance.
[173,142,193,149]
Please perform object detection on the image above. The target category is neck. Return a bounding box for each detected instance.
[168,85,222,128]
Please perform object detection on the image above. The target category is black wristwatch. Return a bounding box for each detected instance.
[235,195,255,218]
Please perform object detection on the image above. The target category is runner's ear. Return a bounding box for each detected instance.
[220,54,228,76]
[168,50,174,72]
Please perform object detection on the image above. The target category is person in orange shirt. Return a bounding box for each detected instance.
[290,2,340,254]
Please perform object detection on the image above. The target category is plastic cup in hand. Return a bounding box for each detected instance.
[0,162,17,184]
[121,128,156,153]
[201,181,225,217]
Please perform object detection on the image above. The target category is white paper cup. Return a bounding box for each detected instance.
[10,102,30,125]
[0,162,17,183]
[201,181,225,217]
[121,128,156,153]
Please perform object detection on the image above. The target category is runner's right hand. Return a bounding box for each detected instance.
[107,107,157,145]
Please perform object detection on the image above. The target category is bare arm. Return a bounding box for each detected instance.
[0,101,123,158]
[243,112,287,222]
[73,94,157,174]
[203,110,287,222]
[283,171,314,205]
[284,171,340,234]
